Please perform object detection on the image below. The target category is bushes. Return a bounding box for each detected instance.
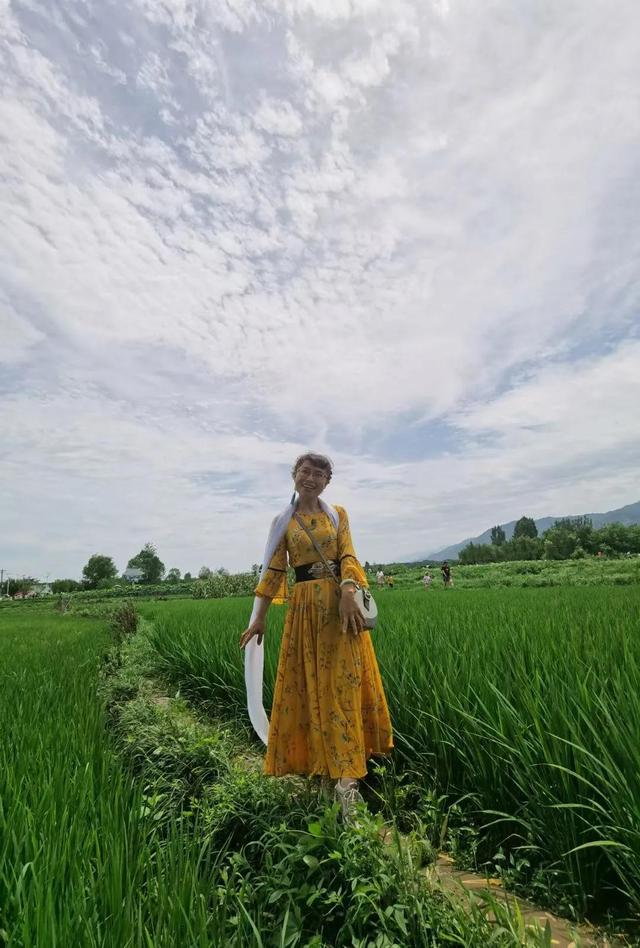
[109,600,139,644]
[233,806,451,947]
[193,572,256,599]
[47,572,257,604]
[387,558,640,590]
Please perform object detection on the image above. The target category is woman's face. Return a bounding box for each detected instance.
[293,461,329,500]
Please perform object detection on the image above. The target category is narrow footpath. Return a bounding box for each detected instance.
[426,854,622,948]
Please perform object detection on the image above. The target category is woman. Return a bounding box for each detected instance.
[240,453,393,817]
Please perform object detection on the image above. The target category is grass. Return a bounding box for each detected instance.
[140,585,640,924]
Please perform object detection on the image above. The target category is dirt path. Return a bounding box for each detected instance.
[426,853,626,947]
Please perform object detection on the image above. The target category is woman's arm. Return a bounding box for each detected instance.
[254,535,288,600]
[336,506,366,635]
[240,533,287,648]
[336,506,368,587]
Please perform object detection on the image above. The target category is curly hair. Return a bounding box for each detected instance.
[291,453,333,484]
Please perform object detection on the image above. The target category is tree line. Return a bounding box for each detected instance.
[75,543,234,589]
[459,516,640,564]
[4,542,235,595]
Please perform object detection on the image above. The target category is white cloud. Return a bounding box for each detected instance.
[137,52,172,96]
[254,97,303,137]
[0,291,46,364]
[1,0,639,578]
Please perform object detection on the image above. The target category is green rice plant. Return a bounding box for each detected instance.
[141,586,640,922]
[375,588,640,917]
[0,609,546,946]
[0,612,267,946]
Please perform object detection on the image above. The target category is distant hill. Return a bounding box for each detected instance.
[406,500,640,563]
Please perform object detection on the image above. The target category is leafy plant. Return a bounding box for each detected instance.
[110,600,139,644]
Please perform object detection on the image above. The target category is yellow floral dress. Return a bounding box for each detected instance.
[255,505,393,779]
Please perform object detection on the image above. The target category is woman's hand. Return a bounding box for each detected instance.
[340,587,364,636]
[239,620,266,649]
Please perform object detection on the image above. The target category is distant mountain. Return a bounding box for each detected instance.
[406,501,640,563]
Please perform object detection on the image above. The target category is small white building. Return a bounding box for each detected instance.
[32,583,53,596]
[123,568,144,583]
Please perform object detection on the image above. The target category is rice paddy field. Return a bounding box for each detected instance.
[3,598,567,947]
[2,579,639,944]
[141,585,640,922]
[0,610,254,946]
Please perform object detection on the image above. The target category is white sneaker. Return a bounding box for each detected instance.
[334,779,364,822]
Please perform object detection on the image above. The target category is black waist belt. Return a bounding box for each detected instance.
[294,560,340,583]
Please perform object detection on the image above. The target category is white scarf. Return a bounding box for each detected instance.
[244,494,340,744]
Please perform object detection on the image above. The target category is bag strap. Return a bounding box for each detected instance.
[293,513,344,591]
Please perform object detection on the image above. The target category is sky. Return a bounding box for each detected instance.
[1,0,639,581]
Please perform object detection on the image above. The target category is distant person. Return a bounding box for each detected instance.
[441,561,452,588]
[422,572,432,589]
[386,575,395,590]
[376,569,385,588]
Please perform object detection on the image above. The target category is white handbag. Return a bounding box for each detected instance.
[293,514,378,630]
[352,584,378,630]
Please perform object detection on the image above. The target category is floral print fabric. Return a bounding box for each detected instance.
[255,506,393,778]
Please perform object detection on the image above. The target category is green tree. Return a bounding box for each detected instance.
[554,516,593,549]
[595,522,638,555]
[513,516,538,540]
[480,544,499,563]
[82,554,118,589]
[458,543,477,565]
[166,568,181,583]
[490,525,506,546]
[184,572,192,581]
[198,566,212,580]
[51,579,81,593]
[127,543,165,584]
[543,527,577,560]
[7,577,38,596]
[554,515,592,531]
[506,536,543,560]
[97,576,118,590]
[459,542,498,565]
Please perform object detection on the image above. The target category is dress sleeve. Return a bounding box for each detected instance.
[254,534,288,602]
[336,506,368,587]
